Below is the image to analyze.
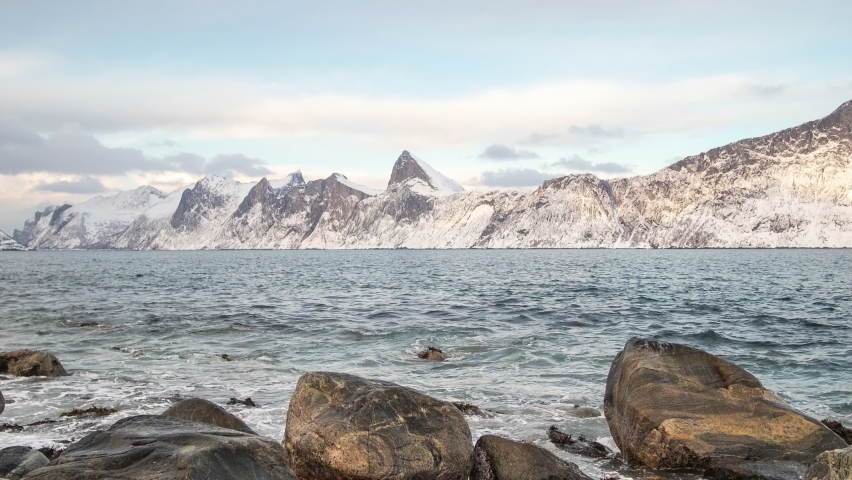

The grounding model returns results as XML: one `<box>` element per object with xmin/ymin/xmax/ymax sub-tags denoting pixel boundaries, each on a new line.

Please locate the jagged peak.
<box><xmin>332</xmin><ymin>173</ymin><xmax>381</xmax><ymax>196</ymax></box>
<box><xmin>270</xmin><ymin>171</ymin><xmax>306</xmax><ymax>190</ymax></box>
<box><xmin>387</xmin><ymin>150</ymin><xmax>464</xmax><ymax>196</ymax></box>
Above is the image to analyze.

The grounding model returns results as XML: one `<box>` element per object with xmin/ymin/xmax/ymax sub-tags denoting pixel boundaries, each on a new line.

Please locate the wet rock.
<box><xmin>471</xmin><ymin>434</ymin><xmax>593</xmax><ymax>480</ymax></box>
<box><xmin>452</xmin><ymin>402</ymin><xmax>485</xmax><ymax>416</ymax></box>
<box><xmin>221</xmin><ymin>353</ymin><xmax>231</xmax><ymax>361</ymax></box>
<box><xmin>284</xmin><ymin>371</ymin><xmax>473</xmax><ymax>480</ymax></box>
<box><xmin>548</xmin><ymin>426</ymin><xmax>613</xmax><ymax>458</ymax></box>
<box><xmin>0</xmin><ymin>351</ymin><xmax>67</xmax><ymax>377</ymax></box>
<box><xmin>822</xmin><ymin>420</ymin><xmax>852</xmax><ymax>446</ymax></box>
<box><xmin>162</xmin><ymin>398</ymin><xmax>256</xmax><ymax>435</ymax></box>
<box><xmin>604</xmin><ymin>338</ymin><xmax>847</xmax><ymax>471</ymax></box>
<box><xmin>35</xmin><ymin>446</ymin><xmax>65</xmax><ymax>462</ymax></box>
<box><xmin>417</xmin><ymin>346</ymin><xmax>445</xmax><ymax>361</ymax></box>
<box><xmin>59</xmin><ymin>406</ymin><xmax>117</xmax><ymax>418</ymax></box>
<box><xmin>704</xmin><ymin>459</ymin><xmax>808</xmax><ymax>480</ymax></box>
<box><xmin>0</xmin><ymin>423</ymin><xmax>23</xmax><ymax>433</ymax></box>
<box><xmin>568</xmin><ymin>406</ymin><xmax>601</xmax><ymax>418</ymax></box>
<box><xmin>21</xmin><ymin>415</ymin><xmax>296</xmax><ymax>480</ymax></box>
<box><xmin>227</xmin><ymin>397</ymin><xmax>258</xmax><ymax>407</ymax></box>
<box><xmin>0</xmin><ymin>446</ymin><xmax>50</xmax><ymax>480</ymax></box>
<box><xmin>806</xmin><ymin>447</ymin><xmax>852</xmax><ymax>480</ymax></box>
<box><xmin>0</xmin><ymin>390</ymin><xmax>4</xmax><ymax>415</ymax></box>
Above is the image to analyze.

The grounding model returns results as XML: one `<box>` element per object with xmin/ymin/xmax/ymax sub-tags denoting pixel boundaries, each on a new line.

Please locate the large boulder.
<box><xmin>284</xmin><ymin>371</ymin><xmax>473</xmax><ymax>480</ymax></box>
<box><xmin>22</xmin><ymin>415</ymin><xmax>297</xmax><ymax>480</ymax></box>
<box><xmin>0</xmin><ymin>446</ymin><xmax>50</xmax><ymax>480</ymax></box>
<box><xmin>0</xmin><ymin>351</ymin><xmax>66</xmax><ymax>377</ymax></box>
<box><xmin>471</xmin><ymin>435</ymin><xmax>592</xmax><ymax>480</ymax></box>
<box><xmin>604</xmin><ymin>338</ymin><xmax>847</xmax><ymax>473</ymax></box>
<box><xmin>806</xmin><ymin>447</ymin><xmax>852</xmax><ymax>480</ymax></box>
<box><xmin>162</xmin><ymin>398</ymin><xmax>257</xmax><ymax>434</ymax></box>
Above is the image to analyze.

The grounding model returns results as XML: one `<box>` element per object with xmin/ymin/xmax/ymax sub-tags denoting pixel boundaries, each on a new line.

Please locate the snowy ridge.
<box><xmin>0</xmin><ymin>230</ymin><xmax>27</xmax><ymax>251</ymax></box>
<box><xmin>12</xmin><ymin>100</ymin><xmax>852</xmax><ymax>250</ymax></box>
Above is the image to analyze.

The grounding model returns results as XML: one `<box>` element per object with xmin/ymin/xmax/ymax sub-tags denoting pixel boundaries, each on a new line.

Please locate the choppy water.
<box><xmin>1</xmin><ymin>250</ymin><xmax>851</xmax><ymax>479</ymax></box>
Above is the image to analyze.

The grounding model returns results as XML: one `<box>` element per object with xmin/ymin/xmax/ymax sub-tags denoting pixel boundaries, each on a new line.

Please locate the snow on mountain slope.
<box><xmin>0</xmin><ymin>230</ymin><xmax>27</xmax><ymax>251</ymax></box>
<box><xmin>13</xmin><ymin>186</ymin><xmax>168</xmax><ymax>249</ymax></box>
<box><xmin>387</xmin><ymin>150</ymin><xmax>464</xmax><ymax>196</ymax></box>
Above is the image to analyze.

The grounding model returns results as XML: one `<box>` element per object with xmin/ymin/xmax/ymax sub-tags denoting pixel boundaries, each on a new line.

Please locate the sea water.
<box><xmin>1</xmin><ymin>250</ymin><xmax>850</xmax><ymax>479</ymax></box>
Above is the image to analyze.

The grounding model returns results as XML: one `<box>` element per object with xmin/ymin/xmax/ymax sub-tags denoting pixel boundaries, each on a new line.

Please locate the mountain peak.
<box><xmin>387</xmin><ymin>150</ymin><xmax>464</xmax><ymax>196</ymax></box>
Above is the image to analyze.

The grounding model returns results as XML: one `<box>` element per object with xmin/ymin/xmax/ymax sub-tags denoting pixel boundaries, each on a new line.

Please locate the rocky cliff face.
<box><xmin>12</xmin><ymin>101</ymin><xmax>852</xmax><ymax>249</ymax></box>
<box><xmin>0</xmin><ymin>230</ymin><xmax>27</xmax><ymax>251</ymax></box>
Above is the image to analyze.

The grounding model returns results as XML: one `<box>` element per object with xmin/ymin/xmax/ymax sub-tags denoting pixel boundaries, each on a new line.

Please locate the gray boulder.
<box><xmin>284</xmin><ymin>371</ymin><xmax>473</xmax><ymax>480</ymax></box>
<box><xmin>604</xmin><ymin>338</ymin><xmax>847</xmax><ymax>474</ymax></box>
<box><xmin>21</xmin><ymin>415</ymin><xmax>296</xmax><ymax>480</ymax></box>
<box><xmin>162</xmin><ymin>398</ymin><xmax>256</xmax><ymax>434</ymax></box>
<box><xmin>806</xmin><ymin>447</ymin><xmax>852</xmax><ymax>480</ymax></box>
<box><xmin>0</xmin><ymin>446</ymin><xmax>50</xmax><ymax>480</ymax></box>
<box><xmin>0</xmin><ymin>351</ymin><xmax>66</xmax><ymax>377</ymax></box>
<box><xmin>471</xmin><ymin>435</ymin><xmax>592</xmax><ymax>480</ymax></box>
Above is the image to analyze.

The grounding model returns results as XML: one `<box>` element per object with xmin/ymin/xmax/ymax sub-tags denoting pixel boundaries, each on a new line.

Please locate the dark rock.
<box><xmin>284</xmin><ymin>371</ymin><xmax>473</xmax><ymax>480</ymax></box>
<box><xmin>0</xmin><ymin>446</ymin><xmax>50</xmax><ymax>480</ymax></box>
<box><xmin>471</xmin><ymin>434</ymin><xmax>593</xmax><ymax>480</ymax></box>
<box><xmin>568</xmin><ymin>406</ymin><xmax>601</xmax><ymax>418</ymax></box>
<box><xmin>604</xmin><ymin>338</ymin><xmax>847</xmax><ymax>471</ymax></box>
<box><xmin>1</xmin><ymin>389</ymin><xmax>4</xmax><ymax>415</ymax></box>
<box><xmin>59</xmin><ymin>406</ymin><xmax>117</xmax><ymax>418</ymax></box>
<box><xmin>221</xmin><ymin>353</ymin><xmax>231</xmax><ymax>361</ymax></box>
<box><xmin>21</xmin><ymin>415</ymin><xmax>296</xmax><ymax>480</ymax></box>
<box><xmin>36</xmin><ymin>446</ymin><xmax>65</xmax><ymax>461</ymax></box>
<box><xmin>822</xmin><ymin>420</ymin><xmax>852</xmax><ymax>445</ymax></box>
<box><xmin>0</xmin><ymin>350</ymin><xmax>67</xmax><ymax>377</ymax></box>
<box><xmin>0</xmin><ymin>423</ymin><xmax>23</xmax><ymax>433</ymax></box>
<box><xmin>162</xmin><ymin>398</ymin><xmax>256</xmax><ymax>435</ymax></box>
<box><xmin>452</xmin><ymin>402</ymin><xmax>485</xmax><ymax>416</ymax></box>
<box><xmin>548</xmin><ymin>426</ymin><xmax>613</xmax><ymax>458</ymax></box>
<box><xmin>806</xmin><ymin>446</ymin><xmax>852</xmax><ymax>480</ymax></box>
<box><xmin>704</xmin><ymin>459</ymin><xmax>808</xmax><ymax>480</ymax></box>
<box><xmin>227</xmin><ymin>397</ymin><xmax>258</xmax><ymax>407</ymax></box>
<box><xmin>417</xmin><ymin>346</ymin><xmax>445</xmax><ymax>361</ymax></box>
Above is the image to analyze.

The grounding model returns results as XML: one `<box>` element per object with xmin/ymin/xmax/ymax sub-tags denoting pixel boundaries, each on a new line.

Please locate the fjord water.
<box><xmin>1</xmin><ymin>250</ymin><xmax>850</xmax><ymax>479</ymax></box>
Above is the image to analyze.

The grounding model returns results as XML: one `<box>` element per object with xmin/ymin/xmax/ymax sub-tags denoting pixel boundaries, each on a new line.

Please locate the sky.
<box><xmin>1</xmin><ymin>0</ymin><xmax>852</xmax><ymax>233</ymax></box>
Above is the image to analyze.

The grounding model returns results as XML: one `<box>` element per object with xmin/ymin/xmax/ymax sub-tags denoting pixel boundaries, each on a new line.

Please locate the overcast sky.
<box><xmin>2</xmin><ymin>0</ymin><xmax>852</xmax><ymax>233</ymax></box>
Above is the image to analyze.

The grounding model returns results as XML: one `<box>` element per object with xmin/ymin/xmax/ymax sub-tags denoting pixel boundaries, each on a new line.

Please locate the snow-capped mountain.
<box><xmin>13</xmin><ymin>100</ymin><xmax>852</xmax><ymax>249</ymax></box>
<box><xmin>0</xmin><ymin>230</ymin><xmax>27</xmax><ymax>251</ymax></box>
<box><xmin>13</xmin><ymin>186</ymin><xmax>168</xmax><ymax>249</ymax></box>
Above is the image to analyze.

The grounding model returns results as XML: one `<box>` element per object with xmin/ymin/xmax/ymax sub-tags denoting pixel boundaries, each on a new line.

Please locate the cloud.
<box><xmin>551</xmin><ymin>155</ymin><xmax>632</xmax><ymax>174</ymax></box>
<box><xmin>478</xmin><ymin>143</ymin><xmax>539</xmax><ymax>160</ymax></box>
<box><xmin>476</xmin><ymin>168</ymin><xmax>559</xmax><ymax>187</ymax></box>
<box><xmin>34</xmin><ymin>176</ymin><xmax>106</xmax><ymax>194</ymax></box>
<box><xmin>0</xmin><ymin>117</ymin><xmax>272</xmax><ymax>178</ymax></box>
<box><xmin>746</xmin><ymin>84</ymin><xmax>788</xmax><ymax>98</ymax></box>
<box><xmin>567</xmin><ymin>125</ymin><xmax>624</xmax><ymax>138</ymax></box>
<box><xmin>522</xmin><ymin>124</ymin><xmax>624</xmax><ymax>145</ymax></box>
<box><xmin>0</xmin><ymin>51</ymin><xmax>51</xmax><ymax>77</ymax></box>
<box><xmin>146</xmin><ymin>139</ymin><xmax>181</xmax><ymax>147</ymax></box>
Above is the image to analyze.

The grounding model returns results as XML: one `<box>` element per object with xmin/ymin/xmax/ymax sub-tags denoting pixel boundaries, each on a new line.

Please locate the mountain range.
<box><xmin>11</xmin><ymin>100</ymin><xmax>852</xmax><ymax>250</ymax></box>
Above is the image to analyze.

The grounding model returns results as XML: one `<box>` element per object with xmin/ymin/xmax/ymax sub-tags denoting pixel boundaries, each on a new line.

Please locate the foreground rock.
<box><xmin>604</xmin><ymin>338</ymin><xmax>847</xmax><ymax>475</ymax></box>
<box><xmin>284</xmin><ymin>371</ymin><xmax>473</xmax><ymax>479</ymax></box>
<box><xmin>471</xmin><ymin>435</ymin><xmax>592</xmax><ymax>480</ymax></box>
<box><xmin>823</xmin><ymin>420</ymin><xmax>852</xmax><ymax>446</ymax></box>
<box><xmin>22</xmin><ymin>415</ymin><xmax>296</xmax><ymax>480</ymax></box>
<box><xmin>0</xmin><ymin>351</ymin><xmax>67</xmax><ymax>377</ymax></box>
<box><xmin>417</xmin><ymin>347</ymin><xmax>445</xmax><ymax>361</ymax></box>
<box><xmin>806</xmin><ymin>447</ymin><xmax>852</xmax><ymax>480</ymax></box>
<box><xmin>163</xmin><ymin>397</ymin><xmax>256</xmax><ymax>434</ymax></box>
<box><xmin>0</xmin><ymin>446</ymin><xmax>50</xmax><ymax>480</ymax></box>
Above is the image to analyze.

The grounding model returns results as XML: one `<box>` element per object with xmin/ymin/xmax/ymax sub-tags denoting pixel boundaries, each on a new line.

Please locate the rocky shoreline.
<box><xmin>1</xmin><ymin>340</ymin><xmax>850</xmax><ymax>480</ymax></box>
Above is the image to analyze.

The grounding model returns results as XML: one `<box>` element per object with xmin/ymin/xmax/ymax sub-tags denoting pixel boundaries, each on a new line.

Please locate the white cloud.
<box><xmin>0</xmin><ymin>51</ymin><xmax>52</xmax><ymax>77</ymax></box>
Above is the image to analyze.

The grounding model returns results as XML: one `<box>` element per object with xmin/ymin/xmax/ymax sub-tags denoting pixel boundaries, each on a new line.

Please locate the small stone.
<box><xmin>417</xmin><ymin>346</ymin><xmax>445</xmax><ymax>361</ymax></box>
<box><xmin>0</xmin><ymin>351</ymin><xmax>67</xmax><ymax>377</ymax></box>
<box><xmin>227</xmin><ymin>397</ymin><xmax>258</xmax><ymax>407</ymax></box>
<box><xmin>548</xmin><ymin>426</ymin><xmax>612</xmax><ymax>458</ymax></box>
<box><xmin>221</xmin><ymin>353</ymin><xmax>231</xmax><ymax>361</ymax></box>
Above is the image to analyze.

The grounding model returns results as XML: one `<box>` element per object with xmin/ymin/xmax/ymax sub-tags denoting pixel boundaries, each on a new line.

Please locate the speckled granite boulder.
<box><xmin>604</xmin><ymin>338</ymin><xmax>846</xmax><ymax>473</ymax></box>
<box><xmin>806</xmin><ymin>447</ymin><xmax>852</xmax><ymax>480</ymax></box>
<box><xmin>284</xmin><ymin>371</ymin><xmax>473</xmax><ymax>480</ymax></box>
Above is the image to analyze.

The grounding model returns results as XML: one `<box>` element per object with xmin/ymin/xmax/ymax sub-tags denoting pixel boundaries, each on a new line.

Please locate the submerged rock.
<box><xmin>822</xmin><ymin>420</ymin><xmax>852</xmax><ymax>446</ymax></box>
<box><xmin>284</xmin><ymin>371</ymin><xmax>473</xmax><ymax>480</ymax></box>
<box><xmin>22</xmin><ymin>415</ymin><xmax>296</xmax><ymax>480</ymax></box>
<box><xmin>471</xmin><ymin>434</ymin><xmax>592</xmax><ymax>480</ymax></box>
<box><xmin>806</xmin><ymin>447</ymin><xmax>852</xmax><ymax>480</ymax></box>
<box><xmin>227</xmin><ymin>397</ymin><xmax>258</xmax><ymax>407</ymax></box>
<box><xmin>59</xmin><ymin>406</ymin><xmax>117</xmax><ymax>418</ymax></box>
<box><xmin>0</xmin><ymin>446</ymin><xmax>50</xmax><ymax>480</ymax></box>
<box><xmin>417</xmin><ymin>346</ymin><xmax>445</xmax><ymax>361</ymax></box>
<box><xmin>0</xmin><ymin>350</ymin><xmax>67</xmax><ymax>377</ymax></box>
<box><xmin>567</xmin><ymin>406</ymin><xmax>601</xmax><ymax>418</ymax></box>
<box><xmin>548</xmin><ymin>426</ymin><xmax>613</xmax><ymax>458</ymax></box>
<box><xmin>604</xmin><ymin>338</ymin><xmax>847</xmax><ymax>473</ymax></box>
<box><xmin>162</xmin><ymin>398</ymin><xmax>256</xmax><ymax>435</ymax></box>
